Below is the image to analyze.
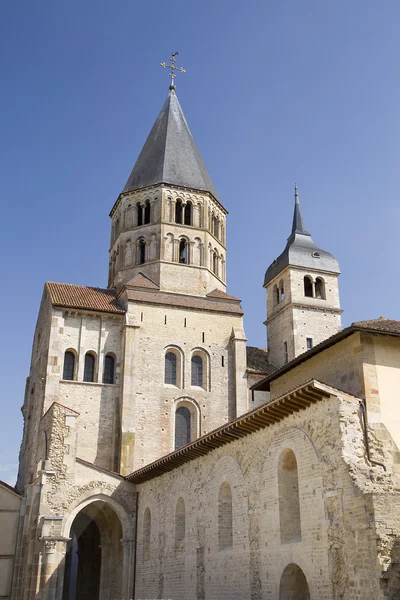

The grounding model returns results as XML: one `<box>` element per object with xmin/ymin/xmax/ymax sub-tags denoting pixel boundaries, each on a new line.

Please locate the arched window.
<box><xmin>165</xmin><ymin>352</ymin><xmax>177</xmax><ymax>385</ymax></box>
<box><xmin>279</xmin><ymin>564</ymin><xmax>310</xmax><ymax>600</ymax></box>
<box><xmin>144</xmin><ymin>200</ymin><xmax>151</xmax><ymax>225</ymax></box>
<box><xmin>138</xmin><ymin>239</ymin><xmax>146</xmax><ymax>265</ymax></box>
<box><xmin>304</xmin><ymin>276</ymin><xmax>313</xmax><ymax>298</ymax></box>
<box><xmin>137</xmin><ymin>202</ymin><xmax>143</xmax><ymax>226</ymax></box>
<box><xmin>179</xmin><ymin>239</ymin><xmax>187</xmax><ymax>264</ymax></box>
<box><xmin>175</xmin><ymin>200</ymin><xmax>183</xmax><ymax>224</ymax></box>
<box><xmin>191</xmin><ymin>355</ymin><xmax>203</xmax><ymax>387</ymax></box>
<box><xmin>103</xmin><ymin>354</ymin><xmax>115</xmax><ymax>384</ymax></box>
<box><xmin>279</xmin><ymin>280</ymin><xmax>285</xmax><ymax>302</ymax></box>
<box><xmin>315</xmin><ymin>277</ymin><xmax>326</xmax><ymax>299</ymax></box>
<box><xmin>143</xmin><ymin>507</ymin><xmax>151</xmax><ymax>561</ymax></box>
<box><xmin>218</xmin><ymin>482</ymin><xmax>233</xmax><ymax>550</ymax></box>
<box><xmin>278</xmin><ymin>449</ymin><xmax>301</xmax><ymax>543</ymax></box>
<box><xmin>175</xmin><ymin>406</ymin><xmax>191</xmax><ymax>449</ymax></box>
<box><xmin>175</xmin><ymin>497</ymin><xmax>185</xmax><ymax>555</ymax></box>
<box><xmin>63</xmin><ymin>351</ymin><xmax>75</xmax><ymax>381</ymax></box>
<box><xmin>83</xmin><ymin>352</ymin><xmax>95</xmax><ymax>383</ymax></box>
<box><xmin>184</xmin><ymin>201</ymin><xmax>192</xmax><ymax>226</ymax></box>
<box><xmin>212</xmin><ymin>250</ymin><xmax>218</xmax><ymax>275</ymax></box>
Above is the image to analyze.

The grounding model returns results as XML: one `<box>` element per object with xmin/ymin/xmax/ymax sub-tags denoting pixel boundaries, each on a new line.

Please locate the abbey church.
<box><xmin>2</xmin><ymin>75</ymin><xmax>400</xmax><ymax>600</ymax></box>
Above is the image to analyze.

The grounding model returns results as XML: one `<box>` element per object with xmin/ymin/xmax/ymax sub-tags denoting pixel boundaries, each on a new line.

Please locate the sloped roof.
<box><xmin>122</xmin><ymin>90</ymin><xmax>219</xmax><ymax>201</ymax></box>
<box><xmin>264</xmin><ymin>187</ymin><xmax>340</xmax><ymax>286</ymax></box>
<box><xmin>353</xmin><ymin>317</ymin><xmax>400</xmax><ymax>334</ymax></box>
<box><xmin>252</xmin><ymin>317</ymin><xmax>400</xmax><ymax>392</ymax></box>
<box><xmin>246</xmin><ymin>346</ymin><xmax>276</xmax><ymax>375</ymax></box>
<box><xmin>126</xmin><ymin>379</ymin><xmax>339</xmax><ymax>483</ymax></box>
<box><xmin>124</xmin><ymin>272</ymin><xmax>160</xmax><ymax>290</ymax></box>
<box><xmin>206</xmin><ymin>289</ymin><xmax>241</xmax><ymax>302</ymax></box>
<box><xmin>46</xmin><ymin>282</ymin><xmax>125</xmax><ymax>315</ymax></box>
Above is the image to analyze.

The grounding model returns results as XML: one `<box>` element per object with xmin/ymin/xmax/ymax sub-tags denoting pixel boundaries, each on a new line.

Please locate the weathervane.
<box><xmin>160</xmin><ymin>52</ymin><xmax>186</xmax><ymax>90</ymax></box>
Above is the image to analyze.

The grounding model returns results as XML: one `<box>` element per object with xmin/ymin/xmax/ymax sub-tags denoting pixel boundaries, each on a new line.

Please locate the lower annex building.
<box><xmin>1</xmin><ymin>79</ymin><xmax>400</xmax><ymax>600</ymax></box>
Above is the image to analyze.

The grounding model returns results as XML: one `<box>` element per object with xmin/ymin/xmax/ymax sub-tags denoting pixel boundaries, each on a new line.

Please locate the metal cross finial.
<box><xmin>160</xmin><ymin>52</ymin><xmax>186</xmax><ymax>90</ymax></box>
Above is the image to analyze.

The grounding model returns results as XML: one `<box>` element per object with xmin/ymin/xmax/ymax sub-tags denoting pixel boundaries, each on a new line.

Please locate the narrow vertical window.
<box><xmin>137</xmin><ymin>202</ymin><xmax>143</xmax><ymax>226</ymax></box>
<box><xmin>304</xmin><ymin>276</ymin><xmax>313</xmax><ymax>297</ymax></box>
<box><xmin>83</xmin><ymin>353</ymin><xmax>95</xmax><ymax>382</ymax></box>
<box><xmin>144</xmin><ymin>200</ymin><xmax>151</xmax><ymax>225</ymax></box>
<box><xmin>175</xmin><ymin>406</ymin><xmax>191</xmax><ymax>449</ymax></box>
<box><xmin>212</xmin><ymin>251</ymin><xmax>218</xmax><ymax>275</ymax></box>
<box><xmin>218</xmin><ymin>482</ymin><xmax>233</xmax><ymax>550</ymax></box>
<box><xmin>175</xmin><ymin>497</ymin><xmax>186</xmax><ymax>556</ymax></box>
<box><xmin>103</xmin><ymin>354</ymin><xmax>115</xmax><ymax>384</ymax></box>
<box><xmin>278</xmin><ymin>449</ymin><xmax>302</xmax><ymax>543</ymax></box>
<box><xmin>143</xmin><ymin>507</ymin><xmax>151</xmax><ymax>561</ymax></box>
<box><xmin>165</xmin><ymin>352</ymin><xmax>177</xmax><ymax>385</ymax></box>
<box><xmin>179</xmin><ymin>239</ymin><xmax>187</xmax><ymax>264</ymax></box>
<box><xmin>184</xmin><ymin>202</ymin><xmax>192</xmax><ymax>226</ymax></box>
<box><xmin>138</xmin><ymin>239</ymin><xmax>146</xmax><ymax>265</ymax></box>
<box><xmin>315</xmin><ymin>277</ymin><xmax>325</xmax><ymax>299</ymax></box>
<box><xmin>63</xmin><ymin>351</ymin><xmax>75</xmax><ymax>381</ymax></box>
<box><xmin>175</xmin><ymin>200</ymin><xmax>183</xmax><ymax>224</ymax></box>
<box><xmin>306</xmin><ymin>338</ymin><xmax>313</xmax><ymax>351</ymax></box>
<box><xmin>191</xmin><ymin>355</ymin><xmax>203</xmax><ymax>387</ymax></box>
<box><xmin>284</xmin><ymin>341</ymin><xmax>288</xmax><ymax>364</ymax></box>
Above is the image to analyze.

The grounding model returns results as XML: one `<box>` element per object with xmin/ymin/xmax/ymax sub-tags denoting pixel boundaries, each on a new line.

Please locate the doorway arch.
<box><xmin>62</xmin><ymin>500</ymin><xmax>123</xmax><ymax>600</ymax></box>
<box><xmin>279</xmin><ymin>563</ymin><xmax>310</xmax><ymax>600</ymax></box>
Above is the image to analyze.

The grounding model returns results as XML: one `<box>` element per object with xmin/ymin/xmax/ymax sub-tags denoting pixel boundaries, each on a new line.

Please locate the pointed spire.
<box><xmin>122</xmin><ymin>91</ymin><xmax>219</xmax><ymax>200</ymax></box>
<box><xmin>290</xmin><ymin>184</ymin><xmax>310</xmax><ymax>236</ymax></box>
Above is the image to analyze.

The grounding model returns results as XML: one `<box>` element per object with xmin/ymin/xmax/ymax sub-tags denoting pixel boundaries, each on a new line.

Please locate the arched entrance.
<box><xmin>279</xmin><ymin>563</ymin><xmax>310</xmax><ymax>600</ymax></box>
<box><xmin>63</xmin><ymin>500</ymin><xmax>123</xmax><ymax>600</ymax></box>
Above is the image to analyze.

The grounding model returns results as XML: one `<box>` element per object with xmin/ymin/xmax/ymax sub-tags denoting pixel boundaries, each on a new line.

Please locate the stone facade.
<box><xmin>3</xmin><ymin>86</ymin><xmax>400</xmax><ymax>600</ymax></box>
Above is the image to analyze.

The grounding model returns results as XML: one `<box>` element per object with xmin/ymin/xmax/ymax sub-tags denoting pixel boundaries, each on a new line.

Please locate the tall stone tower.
<box><xmin>108</xmin><ymin>89</ymin><xmax>227</xmax><ymax>296</ymax></box>
<box><xmin>264</xmin><ymin>186</ymin><xmax>341</xmax><ymax>368</ymax></box>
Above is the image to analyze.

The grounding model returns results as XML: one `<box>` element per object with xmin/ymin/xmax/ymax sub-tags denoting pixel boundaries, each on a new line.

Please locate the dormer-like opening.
<box><xmin>184</xmin><ymin>201</ymin><xmax>192</xmax><ymax>226</ymax></box>
<box><xmin>304</xmin><ymin>276</ymin><xmax>313</xmax><ymax>298</ymax></box>
<box><xmin>144</xmin><ymin>200</ymin><xmax>151</xmax><ymax>225</ymax></box>
<box><xmin>175</xmin><ymin>200</ymin><xmax>183</xmax><ymax>224</ymax></box>
<box><xmin>315</xmin><ymin>277</ymin><xmax>326</xmax><ymax>299</ymax></box>
<box><xmin>136</xmin><ymin>202</ymin><xmax>143</xmax><ymax>226</ymax></box>
<box><xmin>179</xmin><ymin>239</ymin><xmax>187</xmax><ymax>264</ymax></box>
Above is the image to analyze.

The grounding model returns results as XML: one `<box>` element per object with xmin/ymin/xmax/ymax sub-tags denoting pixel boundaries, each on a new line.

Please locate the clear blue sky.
<box><xmin>1</xmin><ymin>1</ymin><xmax>400</xmax><ymax>485</ymax></box>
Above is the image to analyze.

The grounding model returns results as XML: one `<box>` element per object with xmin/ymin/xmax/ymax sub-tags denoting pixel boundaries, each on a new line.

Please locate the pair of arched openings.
<box><xmin>136</xmin><ymin>200</ymin><xmax>151</xmax><ymax>227</ymax></box>
<box><xmin>142</xmin><ymin>496</ymin><xmax>186</xmax><ymax>561</ymax></box>
<box><xmin>304</xmin><ymin>275</ymin><xmax>326</xmax><ymax>299</ymax></box>
<box><xmin>142</xmin><ymin>483</ymin><xmax>233</xmax><ymax>561</ymax></box>
<box><xmin>63</xmin><ymin>350</ymin><xmax>116</xmax><ymax>384</ymax></box>
<box><xmin>175</xmin><ymin>200</ymin><xmax>192</xmax><ymax>226</ymax></box>
<box><xmin>164</xmin><ymin>349</ymin><xmax>207</xmax><ymax>389</ymax></box>
<box><xmin>273</xmin><ymin>280</ymin><xmax>285</xmax><ymax>306</ymax></box>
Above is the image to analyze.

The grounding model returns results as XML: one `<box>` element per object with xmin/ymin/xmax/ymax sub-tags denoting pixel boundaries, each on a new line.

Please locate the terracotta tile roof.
<box><xmin>46</xmin><ymin>282</ymin><xmax>126</xmax><ymax>315</ymax></box>
<box><xmin>246</xmin><ymin>346</ymin><xmax>277</xmax><ymax>375</ymax></box>
<box><xmin>352</xmin><ymin>317</ymin><xmax>400</xmax><ymax>335</ymax></box>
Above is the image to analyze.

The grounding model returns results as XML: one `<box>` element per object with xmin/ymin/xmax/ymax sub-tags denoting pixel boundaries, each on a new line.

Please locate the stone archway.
<box><xmin>62</xmin><ymin>500</ymin><xmax>123</xmax><ymax>600</ymax></box>
<box><xmin>279</xmin><ymin>563</ymin><xmax>310</xmax><ymax>600</ymax></box>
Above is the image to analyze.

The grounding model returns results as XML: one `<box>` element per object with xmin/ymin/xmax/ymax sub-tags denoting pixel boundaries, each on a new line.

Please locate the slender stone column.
<box><xmin>121</xmin><ymin>538</ymin><xmax>136</xmax><ymax>600</ymax></box>
<box><xmin>39</xmin><ymin>538</ymin><xmax>69</xmax><ymax>600</ymax></box>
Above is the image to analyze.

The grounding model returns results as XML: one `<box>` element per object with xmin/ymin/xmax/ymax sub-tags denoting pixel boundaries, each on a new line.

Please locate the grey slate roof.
<box><xmin>264</xmin><ymin>187</ymin><xmax>340</xmax><ymax>286</ymax></box>
<box><xmin>123</xmin><ymin>90</ymin><xmax>219</xmax><ymax>200</ymax></box>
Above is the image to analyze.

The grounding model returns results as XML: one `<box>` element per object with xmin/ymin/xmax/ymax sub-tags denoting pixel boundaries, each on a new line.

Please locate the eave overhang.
<box><xmin>125</xmin><ymin>379</ymin><xmax>333</xmax><ymax>484</ymax></box>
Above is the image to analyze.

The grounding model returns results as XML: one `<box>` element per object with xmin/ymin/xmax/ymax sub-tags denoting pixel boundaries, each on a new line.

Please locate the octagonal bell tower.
<box><xmin>108</xmin><ymin>89</ymin><xmax>227</xmax><ymax>297</ymax></box>
<box><xmin>264</xmin><ymin>186</ymin><xmax>342</xmax><ymax>368</ymax></box>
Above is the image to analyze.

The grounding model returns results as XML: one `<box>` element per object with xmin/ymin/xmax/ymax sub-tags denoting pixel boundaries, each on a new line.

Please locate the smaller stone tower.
<box><xmin>264</xmin><ymin>186</ymin><xmax>342</xmax><ymax>368</ymax></box>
